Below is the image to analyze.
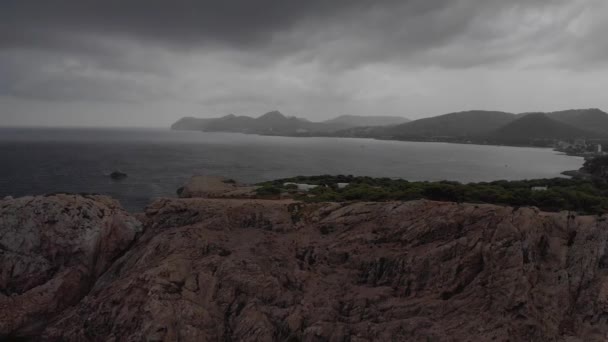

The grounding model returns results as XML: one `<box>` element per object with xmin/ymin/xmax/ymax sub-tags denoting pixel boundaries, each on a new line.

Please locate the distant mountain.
<box><xmin>173</xmin><ymin>108</ymin><xmax>608</xmax><ymax>147</ymax></box>
<box><xmin>322</xmin><ymin>115</ymin><xmax>409</xmax><ymax>130</ymax></box>
<box><xmin>171</xmin><ymin>112</ymin><xmax>409</xmax><ymax>134</ymax></box>
<box><xmin>200</xmin><ymin>111</ymin><xmax>320</xmax><ymax>135</ymax></box>
<box><xmin>171</xmin><ymin>117</ymin><xmax>214</xmax><ymax>130</ymax></box>
<box><xmin>489</xmin><ymin>113</ymin><xmax>596</xmax><ymax>143</ymax></box>
<box><xmin>381</xmin><ymin>110</ymin><xmax>516</xmax><ymax>138</ymax></box>
<box><xmin>544</xmin><ymin>109</ymin><xmax>608</xmax><ymax>135</ymax></box>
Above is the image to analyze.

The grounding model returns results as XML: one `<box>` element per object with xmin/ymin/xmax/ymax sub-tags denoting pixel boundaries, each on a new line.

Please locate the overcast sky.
<box><xmin>1</xmin><ymin>0</ymin><xmax>608</xmax><ymax>127</ymax></box>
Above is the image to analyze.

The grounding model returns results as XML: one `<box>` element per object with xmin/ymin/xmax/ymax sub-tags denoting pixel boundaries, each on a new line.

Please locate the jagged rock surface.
<box><xmin>34</xmin><ymin>198</ymin><xmax>608</xmax><ymax>341</ymax></box>
<box><xmin>0</xmin><ymin>194</ymin><xmax>142</xmax><ymax>339</ymax></box>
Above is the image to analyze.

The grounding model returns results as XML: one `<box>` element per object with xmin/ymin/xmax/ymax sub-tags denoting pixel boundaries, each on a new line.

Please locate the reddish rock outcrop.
<box><xmin>0</xmin><ymin>194</ymin><xmax>142</xmax><ymax>340</ymax></box>
<box><xmin>178</xmin><ymin>176</ymin><xmax>258</xmax><ymax>199</ymax></box>
<box><xmin>32</xmin><ymin>198</ymin><xmax>608</xmax><ymax>341</ymax></box>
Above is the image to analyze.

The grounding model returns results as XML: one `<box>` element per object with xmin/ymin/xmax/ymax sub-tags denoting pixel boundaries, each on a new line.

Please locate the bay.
<box><xmin>0</xmin><ymin>127</ymin><xmax>583</xmax><ymax>211</ymax></box>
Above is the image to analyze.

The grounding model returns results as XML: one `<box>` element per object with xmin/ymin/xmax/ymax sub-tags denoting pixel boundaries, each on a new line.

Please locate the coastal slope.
<box><xmin>546</xmin><ymin>108</ymin><xmax>608</xmax><ymax>135</ymax></box>
<box><xmin>382</xmin><ymin>110</ymin><xmax>516</xmax><ymax>139</ymax></box>
<box><xmin>3</xmin><ymin>194</ymin><xmax>608</xmax><ymax>340</ymax></box>
<box><xmin>488</xmin><ymin>112</ymin><xmax>598</xmax><ymax>144</ymax></box>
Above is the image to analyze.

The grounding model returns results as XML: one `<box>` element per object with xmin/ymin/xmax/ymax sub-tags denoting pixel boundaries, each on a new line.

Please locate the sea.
<box><xmin>0</xmin><ymin>127</ymin><xmax>584</xmax><ymax>212</ymax></box>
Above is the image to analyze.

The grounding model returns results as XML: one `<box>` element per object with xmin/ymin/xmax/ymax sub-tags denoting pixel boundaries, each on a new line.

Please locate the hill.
<box><xmin>545</xmin><ymin>108</ymin><xmax>608</xmax><ymax>135</ymax></box>
<box><xmin>489</xmin><ymin>113</ymin><xmax>595</xmax><ymax>144</ymax></box>
<box><xmin>381</xmin><ymin>110</ymin><xmax>516</xmax><ymax>139</ymax></box>
<box><xmin>322</xmin><ymin>115</ymin><xmax>409</xmax><ymax>130</ymax></box>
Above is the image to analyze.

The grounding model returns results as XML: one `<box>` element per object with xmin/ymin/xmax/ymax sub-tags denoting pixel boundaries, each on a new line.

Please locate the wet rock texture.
<box><xmin>0</xmin><ymin>194</ymin><xmax>142</xmax><ymax>340</ymax></box>
<box><xmin>26</xmin><ymin>198</ymin><xmax>608</xmax><ymax>341</ymax></box>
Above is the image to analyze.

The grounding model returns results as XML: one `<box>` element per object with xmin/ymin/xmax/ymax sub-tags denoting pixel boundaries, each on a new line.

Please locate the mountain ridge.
<box><xmin>171</xmin><ymin>108</ymin><xmax>608</xmax><ymax>146</ymax></box>
<box><xmin>171</xmin><ymin>111</ymin><xmax>411</xmax><ymax>135</ymax></box>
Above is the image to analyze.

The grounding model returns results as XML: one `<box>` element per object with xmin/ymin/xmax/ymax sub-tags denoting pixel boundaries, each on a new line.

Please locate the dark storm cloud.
<box><xmin>2</xmin><ymin>0</ymin><xmax>608</xmax><ymax>126</ymax></box>
<box><xmin>0</xmin><ymin>0</ymin><xmax>383</xmax><ymax>49</ymax></box>
<box><xmin>0</xmin><ymin>0</ymin><xmax>580</xmax><ymax>60</ymax></box>
<box><xmin>1</xmin><ymin>0</ymin><xmax>595</xmax><ymax>77</ymax></box>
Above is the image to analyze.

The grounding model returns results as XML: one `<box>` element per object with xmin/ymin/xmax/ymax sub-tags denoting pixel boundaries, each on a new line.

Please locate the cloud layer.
<box><xmin>1</xmin><ymin>0</ymin><xmax>608</xmax><ymax>126</ymax></box>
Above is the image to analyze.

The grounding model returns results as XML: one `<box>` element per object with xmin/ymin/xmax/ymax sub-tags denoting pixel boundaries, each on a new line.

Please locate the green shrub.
<box><xmin>259</xmin><ymin>175</ymin><xmax>608</xmax><ymax>214</ymax></box>
<box><xmin>255</xmin><ymin>185</ymin><xmax>282</xmax><ymax>197</ymax></box>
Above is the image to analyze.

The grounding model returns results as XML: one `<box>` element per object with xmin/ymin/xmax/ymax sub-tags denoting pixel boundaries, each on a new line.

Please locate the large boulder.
<box><xmin>40</xmin><ymin>198</ymin><xmax>608</xmax><ymax>341</ymax></box>
<box><xmin>0</xmin><ymin>194</ymin><xmax>142</xmax><ymax>339</ymax></box>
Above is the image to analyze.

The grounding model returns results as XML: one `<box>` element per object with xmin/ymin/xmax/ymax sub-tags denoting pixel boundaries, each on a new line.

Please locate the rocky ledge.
<box><xmin>2</xmin><ymin>194</ymin><xmax>608</xmax><ymax>341</ymax></box>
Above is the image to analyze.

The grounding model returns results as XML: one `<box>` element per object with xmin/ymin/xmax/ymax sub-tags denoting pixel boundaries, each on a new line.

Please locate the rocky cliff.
<box><xmin>2</xmin><ymin>195</ymin><xmax>608</xmax><ymax>341</ymax></box>
<box><xmin>0</xmin><ymin>194</ymin><xmax>142</xmax><ymax>340</ymax></box>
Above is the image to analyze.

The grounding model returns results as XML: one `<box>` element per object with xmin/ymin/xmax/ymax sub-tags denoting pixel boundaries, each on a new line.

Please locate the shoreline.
<box><xmin>560</xmin><ymin>169</ymin><xmax>592</xmax><ymax>179</ymax></box>
<box><xmin>185</xmin><ymin>128</ymin><xmax>594</xmax><ymax>155</ymax></box>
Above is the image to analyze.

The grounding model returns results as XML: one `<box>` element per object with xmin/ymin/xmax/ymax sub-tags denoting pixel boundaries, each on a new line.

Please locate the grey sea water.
<box><xmin>0</xmin><ymin>127</ymin><xmax>583</xmax><ymax>211</ymax></box>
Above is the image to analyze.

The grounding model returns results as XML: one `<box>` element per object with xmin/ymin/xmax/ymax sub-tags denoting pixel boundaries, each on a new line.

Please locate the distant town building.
<box><xmin>531</xmin><ymin>186</ymin><xmax>548</xmax><ymax>191</ymax></box>
<box><xmin>574</xmin><ymin>139</ymin><xmax>587</xmax><ymax>149</ymax></box>
<box><xmin>598</xmin><ymin>144</ymin><xmax>603</xmax><ymax>154</ymax></box>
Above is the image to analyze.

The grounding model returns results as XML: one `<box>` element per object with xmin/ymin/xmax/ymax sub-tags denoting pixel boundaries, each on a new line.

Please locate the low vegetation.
<box><xmin>255</xmin><ymin>184</ymin><xmax>282</xmax><ymax>197</ymax></box>
<box><xmin>258</xmin><ymin>175</ymin><xmax>608</xmax><ymax>214</ymax></box>
<box><xmin>582</xmin><ymin>156</ymin><xmax>608</xmax><ymax>178</ymax></box>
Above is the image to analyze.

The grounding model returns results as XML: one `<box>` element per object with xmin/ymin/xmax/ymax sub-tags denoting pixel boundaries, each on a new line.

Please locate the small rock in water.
<box><xmin>110</xmin><ymin>171</ymin><xmax>128</xmax><ymax>180</ymax></box>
